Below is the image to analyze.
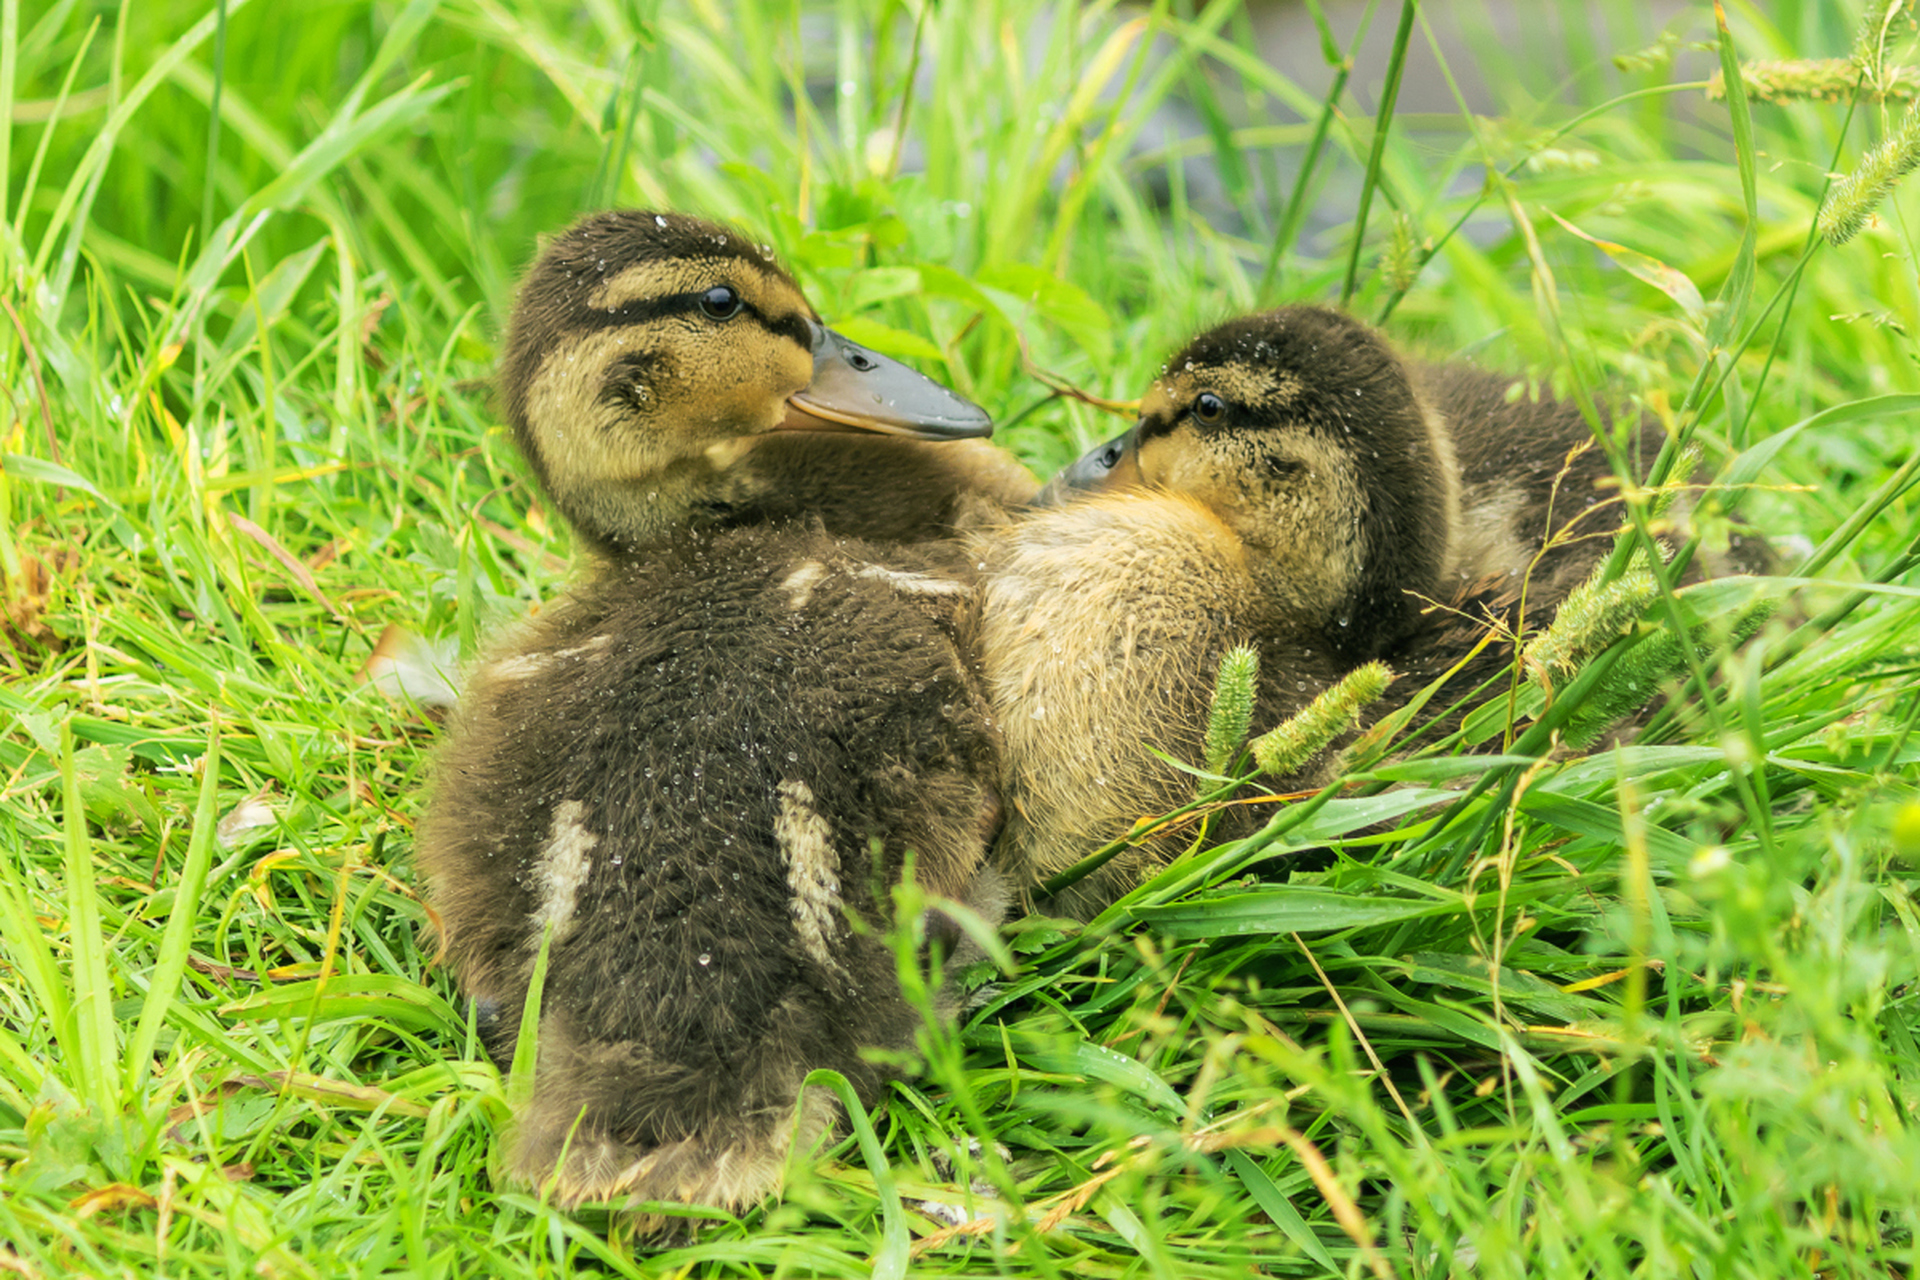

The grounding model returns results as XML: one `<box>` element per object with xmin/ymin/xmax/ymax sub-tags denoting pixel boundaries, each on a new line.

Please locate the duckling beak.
<box><xmin>782</xmin><ymin>320</ymin><xmax>993</xmax><ymax>440</ymax></box>
<box><xmin>1033</xmin><ymin>425</ymin><xmax>1144</xmax><ymax>505</ymax></box>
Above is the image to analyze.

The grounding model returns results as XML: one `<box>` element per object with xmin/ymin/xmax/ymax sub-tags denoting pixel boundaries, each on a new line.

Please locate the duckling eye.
<box><xmin>1193</xmin><ymin>392</ymin><xmax>1227</xmax><ymax>424</ymax></box>
<box><xmin>697</xmin><ymin>286</ymin><xmax>742</xmax><ymax>320</ymax></box>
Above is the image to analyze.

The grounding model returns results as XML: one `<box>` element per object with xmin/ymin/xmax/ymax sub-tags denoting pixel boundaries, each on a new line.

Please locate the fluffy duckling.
<box><xmin>1008</xmin><ymin>314</ymin><xmax>1747</xmax><ymax>915</ymax></box>
<box><xmin>497</xmin><ymin>210</ymin><xmax>1037</xmax><ymax>558</ymax></box>
<box><xmin>978</xmin><ymin>305</ymin><xmax>1461</xmax><ymax>915</ymax></box>
<box><xmin>418</xmin><ymin>212</ymin><xmax>1014</xmax><ymax>1225</ymax></box>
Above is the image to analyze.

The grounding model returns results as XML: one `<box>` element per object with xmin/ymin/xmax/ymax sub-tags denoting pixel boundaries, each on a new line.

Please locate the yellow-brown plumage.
<box><xmin>988</xmin><ymin>306</ymin><xmax>1761</xmax><ymax>916</ymax></box>
<box><xmin>496</xmin><ymin>211</ymin><xmax>1036</xmax><ymax>558</ymax></box>
<box><xmin>979</xmin><ymin>306</ymin><xmax>1459</xmax><ymax>914</ymax></box>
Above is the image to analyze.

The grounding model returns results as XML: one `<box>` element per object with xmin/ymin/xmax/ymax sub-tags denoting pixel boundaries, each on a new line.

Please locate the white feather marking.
<box><xmin>853</xmin><ymin>564</ymin><xmax>966</xmax><ymax>595</ymax></box>
<box><xmin>531</xmin><ymin>800</ymin><xmax>597</xmax><ymax>941</ymax></box>
<box><xmin>774</xmin><ymin>780</ymin><xmax>849</xmax><ymax>980</ymax></box>
<box><xmin>486</xmin><ymin>633</ymin><xmax>613</xmax><ymax>681</ymax></box>
<box><xmin>1453</xmin><ymin>485</ymin><xmax>1533</xmax><ymax>583</ymax></box>
<box><xmin>780</xmin><ymin>560</ymin><xmax>829</xmax><ymax>609</ymax></box>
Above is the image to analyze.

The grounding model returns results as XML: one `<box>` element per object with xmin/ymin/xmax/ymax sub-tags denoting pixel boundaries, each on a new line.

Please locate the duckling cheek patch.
<box><xmin>525</xmin><ymin>331</ymin><xmax>683</xmax><ymax>479</ymax></box>
<box><xmin>774</xmin><ymin>780</ymin><xmax>852</xmax><ymax>983</ymax></box>
<box><xmin>530</xmin><ymin>800</ymin><xmax>598</xmax><ymax>942</ymax></box>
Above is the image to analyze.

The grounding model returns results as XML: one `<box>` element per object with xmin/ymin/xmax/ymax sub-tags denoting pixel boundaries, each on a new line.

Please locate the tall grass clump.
<box><xmin>1</xmin><ymin>0</ymin><xmax>1918</xmax><ymax>1275</ymax></box>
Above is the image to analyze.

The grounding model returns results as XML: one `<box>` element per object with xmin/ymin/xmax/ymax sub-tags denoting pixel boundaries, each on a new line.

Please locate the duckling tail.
<box><xmin>501</xmin><ymin>999</ymin><xmax>869</xmax><ymax>1230</ymax></box>
<box><xmin>511</xmin><ymin>1073</ymin><xmax>838</xmax><ymax>1231</ymax></box>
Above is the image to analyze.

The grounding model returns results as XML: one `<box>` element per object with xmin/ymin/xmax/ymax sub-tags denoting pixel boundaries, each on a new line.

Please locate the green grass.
<box><xmin>3</xmin><ymin>0</ymin><xmax>1920</xmax><ymax>1274</ymax></box>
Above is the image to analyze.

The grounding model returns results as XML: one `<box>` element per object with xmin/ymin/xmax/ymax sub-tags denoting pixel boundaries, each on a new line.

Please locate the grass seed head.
<box><xmin>1202</xmin><ymin>645</ymin><xmax>1260</xmax><ymax>776</ymax></box>
<box><xmin>1251</xmin><ymin>661</ymin><xmax>1391</xmax><ymax>778</ymax></box>
<box><xmin>1819</xmin><ymin>99</ymin><xmax>1920</xmax><ymax>246</ymax></box>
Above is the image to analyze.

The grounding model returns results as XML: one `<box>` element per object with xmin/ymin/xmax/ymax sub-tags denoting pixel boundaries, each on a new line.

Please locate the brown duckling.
<box><xmin>978</xmin><ymin>305</ymin><xmax>1461</xmax><ymax>915</ymax></box>
<box><xmin>1006</xmin><ymin>313</ymin><xmax>1754</xmax><ymax>915</ymax></box>
<box><xmin>418</xmin><ymin>212</ymin><xmax>1014</xmax><ymax>1225</ymax></box>
<box><xmin>497</xmin><ymin>209</ymin><xmax>1037</xmax><ymax>559</ymax></box>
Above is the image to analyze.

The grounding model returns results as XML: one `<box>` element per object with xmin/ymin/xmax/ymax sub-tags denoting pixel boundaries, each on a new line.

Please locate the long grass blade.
<box><xmin>125</xmin><ymin>726</ymin><xmax>224</xmax><ymax>1096</ymax></box>
<box><xmin>60</xmin><ymin>718</ymin><xmax>119</xmax><ymax>1118</ymax></box>
<box><xmin>1338</xmin><ymin>0</ymin><xmax>1417</xmax><ymax>306</ymax></box>
<box><xmin>33</xmin><ymin>0</ymin><xmax>259</xmax><ymax>299</ymax></box>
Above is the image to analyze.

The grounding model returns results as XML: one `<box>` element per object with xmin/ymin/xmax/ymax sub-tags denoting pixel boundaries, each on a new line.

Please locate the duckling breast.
<box><xmin>972</xmin><ymin>491</ymin><xmax>1277</xmax><ymax>912</ymax></box>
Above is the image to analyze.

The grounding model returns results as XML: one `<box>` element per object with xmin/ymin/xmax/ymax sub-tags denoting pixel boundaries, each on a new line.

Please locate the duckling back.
<box><xmin>720</xmin><ymin>432</ymin><xmax>1040</xmax><ymax>543</ymax></box>
<box><xmin>1422</xmin><ymin>363</ymin><xmax>1646</xmax><ymax>602</ymax></box>
<box><xmin>418</xmin><ymin>524</ymin><xmax>1004</xmax><ymax>1220</ymax></box>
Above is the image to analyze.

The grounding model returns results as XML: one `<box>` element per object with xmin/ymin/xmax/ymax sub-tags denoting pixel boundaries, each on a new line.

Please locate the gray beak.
<box><xmin>782</xmin><ymin>320</ymin><xmax>993</xmax><ymax>440</ymax></box>
<box><xmin>1033</xmin><ymin>425</ymin><xmax>1143</xmax><ymax>505</ymax></box>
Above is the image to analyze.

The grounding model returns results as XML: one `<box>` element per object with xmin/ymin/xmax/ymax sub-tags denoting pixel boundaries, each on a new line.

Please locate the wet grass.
<box><xmin>2</xmin><ymin>0</ymin><xmax>1919</xmax><ymax>1275</ymax></box>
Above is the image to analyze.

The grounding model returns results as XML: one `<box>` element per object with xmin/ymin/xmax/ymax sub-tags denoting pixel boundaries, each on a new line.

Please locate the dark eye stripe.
<box><xmin>573</xmin><ymin>291</ymin><xmax>813</xmax><ymax>351</ymax></box>
<box><xmin>1137</xmin><ymin>412</ymin><xmax>1177</xmax><ymax>443</ymax></box>
<box><xmin>758</xmin><ymin>308</ymin><xmax>813</xmax><ymax>350</ymax></box>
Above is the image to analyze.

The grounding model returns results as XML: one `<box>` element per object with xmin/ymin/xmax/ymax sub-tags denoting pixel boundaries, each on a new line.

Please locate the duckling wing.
<box><xmin>1389</xmin><ymin>362</ymin><xmax>1775</xmax><ymax>735</ymax></box>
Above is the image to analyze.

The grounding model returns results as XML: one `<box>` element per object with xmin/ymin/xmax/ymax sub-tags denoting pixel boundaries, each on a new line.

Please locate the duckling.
<box><xmin>978</xmin><ymin>305</ymin><xmax>1461</xmax><ymax>915</ymax></box>
<box><xmin>1008</xmin><ymin>316</ymin><xmax>1756</xmax><ymax>915</ymax></box>
<box><xmin>418</xmin><ymin>211</ymin><xmax>1016</xmax><ymax>1225</ymax></box>
<box><xmin>497</xmin><ymin>209</ymin><xmax>1038</xmax><ymax>558</ymax></box>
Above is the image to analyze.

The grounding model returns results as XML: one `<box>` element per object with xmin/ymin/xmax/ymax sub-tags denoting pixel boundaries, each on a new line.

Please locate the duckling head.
<box><xmin>501</xmin><ymin>211</ymin><xmax>991</xmax><ymax>556</ymax></box>
<box><xmin>1044</xmin><ymin>305</ymin><xmax>1460</xmax><ymax>659</ymax></box>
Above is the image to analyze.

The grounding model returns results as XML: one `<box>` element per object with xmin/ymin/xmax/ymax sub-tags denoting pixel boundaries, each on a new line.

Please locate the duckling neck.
<box><xmin>555</xmin><ymin>453</ymin><xmax>762</xmax><ymax>559</ymax></box>
<box><xmin>560</xmin><ymin>434</ymin><xmax>1037</xmax><ymax>559</ymax></box>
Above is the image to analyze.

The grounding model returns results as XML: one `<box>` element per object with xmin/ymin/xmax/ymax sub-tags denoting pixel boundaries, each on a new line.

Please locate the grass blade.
<box><xmin>124</xmin><ymin>726</ymin><xmax>223</xmax><ymax>1096</ymax></box>
<box><xmin>1338</xmin><ymin>0</ymin><xmax>1417</xmax><ymax>306</ymax></box>
<box><xmin>60</xmin><ymin>717</ymin><xmax>119</xmax><ymax>1118</ymax></box>
<box><xmin>33</xmin><ymin>0</ymin><xmax>258</xmax><ymax>298</ymax></box>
